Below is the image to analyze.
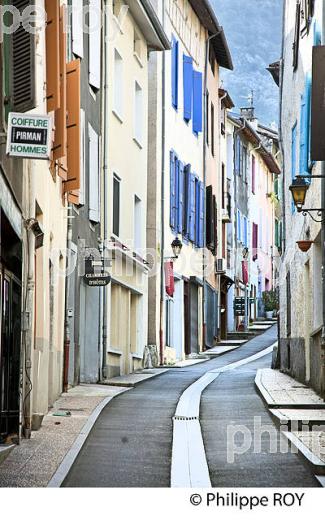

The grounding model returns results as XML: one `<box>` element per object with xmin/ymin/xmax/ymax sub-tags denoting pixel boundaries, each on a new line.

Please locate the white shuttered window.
<box><xmin>72</xmin><ymin>0</ymin><xmax>84</xmax><ymax>58</ymax></box>
<box><xmin>89</xmin><ymin>0</ymin><xmax>101</xmax><ymax>89</ymax></box>
<box><xmin>88</xmin><ymin>123</ymin><xmax>100</xmax><ymax>223</ymax></box>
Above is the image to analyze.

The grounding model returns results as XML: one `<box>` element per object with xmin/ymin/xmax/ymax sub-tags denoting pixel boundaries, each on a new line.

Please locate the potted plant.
<box><xmin>262</xmin><ymin>290</ymin><xmax>278</xmax><ymax>319</ymax></box>
<box><xmin>296</xmin><ymin>240</ymin><xmax>313</xmax><ymax>252</ymax></box>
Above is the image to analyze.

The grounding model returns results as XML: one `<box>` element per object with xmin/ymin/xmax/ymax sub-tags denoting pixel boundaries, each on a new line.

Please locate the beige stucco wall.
<box><xmin>105</xmin><ymin>1</ymin><xmax>149</xmax><ymax>375</ymax></box>
<box><xmin>23</xmin><ymin>0</ymin><xmax>67</xmax><ymax>418</ymax></box>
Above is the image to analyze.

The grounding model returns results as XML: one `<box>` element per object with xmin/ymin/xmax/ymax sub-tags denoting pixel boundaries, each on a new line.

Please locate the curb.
<box><xmin>47</xmin><ymin>389</ymin><xmax>129</xmax><ymax>487</ymax></box>
<box><xmin>269</xmin><ymin>409</ymin><xmax>325</xmax><ymax>430</ymax></box>
<box><xmin>0</xmin><ymin>444</ymin><xmax>15</xmax><ymax>468</ymax></box>
<box><xmin>283</xmin><ymin>431</ymin><xmax>325</xmax><ymax>476</ymax></box>
<box><xmin>255</xmin><ymin>370</ymin><xmax>325</xmax><ymax>409</ymax></box>
<box><xmin>103</xmin><ymin>369</ymin><xmax>169</xmax><ymax>388</ymax></box>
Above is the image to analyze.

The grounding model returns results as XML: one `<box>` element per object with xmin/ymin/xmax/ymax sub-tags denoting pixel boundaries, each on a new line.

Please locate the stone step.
<box><xmin>0</xmin><ymin>444</ymin><xmax>15</xmax><ymax>467</ymax></box>
<box><xmin>216</xmin><ymin>339</ymin><xmax>247</xmax><ymax>346</ymax></box>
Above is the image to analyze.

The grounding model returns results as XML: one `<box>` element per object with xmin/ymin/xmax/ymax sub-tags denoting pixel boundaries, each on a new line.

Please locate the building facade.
<box><xmin>278</xmin><ymin>0</ymin><xmax>324</xmax><ymax>396</ymax></box>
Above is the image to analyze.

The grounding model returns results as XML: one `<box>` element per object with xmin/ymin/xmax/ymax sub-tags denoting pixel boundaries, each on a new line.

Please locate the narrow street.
<box><xmin>62</xmin><ymin>327</ymin><xmax>319</xmax><ymax>488</ymax></box>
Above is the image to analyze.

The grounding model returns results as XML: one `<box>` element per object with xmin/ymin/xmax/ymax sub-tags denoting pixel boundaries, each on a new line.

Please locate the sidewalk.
<box><xmin>0</xmin><ymin>367</ymin><xmax>170</xmax><ymax>487</ymax></box>
<box><xmin>255</xmin><ymin>368</ymin><xmax>325</xmax><ymax>478</ymax></box>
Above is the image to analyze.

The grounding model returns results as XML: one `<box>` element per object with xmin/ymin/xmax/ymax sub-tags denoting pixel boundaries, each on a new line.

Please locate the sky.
<box><xmin>212</xmin><ymin>0</ymin><xmax>283</xmax><ymax>127</ymax></box>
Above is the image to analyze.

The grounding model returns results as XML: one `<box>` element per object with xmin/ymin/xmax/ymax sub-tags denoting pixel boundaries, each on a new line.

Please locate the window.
<box><xmin>134</xmin><ymin>196</ymin><xmax>142</xmax><ymax>250</ymax></box>
<box><xmin>222</xmin><ymin>164</ymin><xmax>225</xmax><ymax>209</ymax></box>
<box><xmin>114</xmin><ymin>49</ymin><xmax>123</xmax><ymax>118</ymax></box>
<box><xmin>89</xmin><ymin>0</ymin><xmax>101</xmax><ymax>89</ymax></box>
<box><xmin>242</xmin><ymin>146</ymin><xmax>248</xmax><ymax>181</ymax></box>
<box><xmin>243</xmin><ymin>216</ymin><xmax>248</xmax><ymax>247</ymax></box>
<box><xmin>293</xmin><ymin>0</ymin><xmax>300</xmax><ymax>70</ymax></box>
<box><xmin>193</xmin><ymin>71</ymin><xmax>203</xmax><ymax>134</ymax></box>
<box><xmin>113</xmin><ymin>175</ymin><xmax>120</xmax><ymax>237</ymax></box>
<box><xmin>171</xmin><ymin>36</ymin><xmax>179</xmax><ymax>110</ymax></box>
<box><xmin>134</xmin><ymin>81</ymin><xmax>143</xmax><ymax>145</ymax></box>
<box><xmin>72</xmin><ymin>0</ymin><xmax>84</xmax><ymax>58</ymax></box>
<box><xmin>299</xmin><ymin>75</ymin><xmax>312</xmax><ymax>176</ymax></box>
<box><xmin>195</xmin><ymin>179</ymin><xmax>204</xmax><ymax>248</ymax></box>
<box><xmin>211</xmin><ymin>103</ymin><xmax>215</xmax><ymax>156</ymax></box>
<box><xmin>206</xmin><ymin>91</ymin><xmax>209</xmax><ymax>145</ymax></box>
<box><xmin>235</xmin><ymin>135</ymin><xmax>241</xmax><ymax>175</ymax></box>
<box><xmin>252</xmin><ymin>155</ymin><xmax>256</xmax><ymax>194</ymax></box>
<box><xmin>237</xmin><ymin>210</ymin><xmax>241</xmax><ymax>243</ymax></box>
<box><xmin>183</xmin><ymin>54</ymin><xmax>193</xmax><ymax>121</ymax></box>
<box><xmin>88</xmin><ymin>124</ymin><xmax>100</xmax><ymax>222</ymax></box>
<box><xmin>252</xmin><ymin>223</ymin><xmax>258</xmax><ymax>261</ymax></box>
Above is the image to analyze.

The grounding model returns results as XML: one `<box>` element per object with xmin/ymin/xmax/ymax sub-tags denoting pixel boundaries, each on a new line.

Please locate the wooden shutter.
<box><xmin>11</xmin><ymin>0</ymin><xmax>36</xmax><ymax>112</ymax></box>
<box><xmin>293</xmin><ymin>1</ymin><xmax>300</xmax><ymax>70</ymax></box>
<box><xmin>183</xmin><ymin>55</ymin><xmax>193</xmax><ymax>121</ymax></box>
<box><xmin>89</xmin><ymin>0</ymin><xmax>101</xmax><ymax>89</ymax></box>
<box><xmin>193</xmin><ymin>71</ymin><xmax>203</xmax><ymax>134</ymax></box>
<box><xmin>54</xmin><ymin>5</ymin><xmax>67</xmax><ymax>163</ymax></box>
<box><xmin>171</xmin><ymin>36</ymin><xmax>179</xmax><ymax>109</ymax></box>
<box><xmin>177</xmin><ymin>161</ymin><xmax>184</xmax><ymax>234</ymax></box>
<box><xmin>198</xmin><ymin>181</ymin><xmax>204</xmax><ymax>248</ymax></box>
<box><xmin>45</xmin><ymin>0</ymin><xmax>60</xmax><ymax>113</ymax></box>
<box><xmin>213</xmin><ymin>196</ymin><xmax>218</xmax><ymax>256</ymax></box>
<box><xmin>189</xmin><ymin>174</ymin><xmax>196</xmax><ymax>242</ymax></box>
<box><xmin>64</xmin><ymin>60</ymin><xmax>81</xmax><ymax>193</ymax></box>
<box><xmin>88</xmin><ymin>123</ymin><xmax>100</xmax><ymax>222</ymax></box>
<box><xmin>170</xmin><ymin>151</ymin><xmax>177</xmax><ymax>230</ymax></box>
<box><xmin>206</xmin><ymin>185</ymin><xmax>214</xmax><ymax>250</ymax></box>
<box><xmin>72</xmin><ymin>0</ymin><xmax>84</xmax><ymax>58</ymax></box>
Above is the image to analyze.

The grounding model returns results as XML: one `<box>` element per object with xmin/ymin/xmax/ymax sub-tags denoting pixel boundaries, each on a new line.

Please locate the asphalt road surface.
<box><xmin>63</xmin><ymin>326</ymin><xmax>320</xmax><ymax>488</ymax></box>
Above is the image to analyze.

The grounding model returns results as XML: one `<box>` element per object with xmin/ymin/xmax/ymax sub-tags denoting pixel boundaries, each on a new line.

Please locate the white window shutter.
<box><xmin>79</xmin><ymin>109</ymin><xmax>86</xmax><ymax>205</ymax></box>
<box><xmin>88</xmin><ymin>124</ymin><xmax>100</xmax><ymax>223</ymax></box>
<box><xmin>72</xmin><ymin>0</ymin><xmax>84</xmax><ymax>58</ymax></box>
<box><xmin>89</xmin><ymin>0</ymin><xmax>101</xmax><ymax>89</ymax></box>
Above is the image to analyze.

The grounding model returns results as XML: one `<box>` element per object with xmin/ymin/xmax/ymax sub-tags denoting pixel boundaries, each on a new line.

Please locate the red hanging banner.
<box><xmin>242</xmin><ymin>260</ymin><xmax>249</xmax><ymax>285</ymax></box>
<box><xmin>165</xmin><ymin>261</ymin><xmax>175</xmax><ymax>297</ymax></box>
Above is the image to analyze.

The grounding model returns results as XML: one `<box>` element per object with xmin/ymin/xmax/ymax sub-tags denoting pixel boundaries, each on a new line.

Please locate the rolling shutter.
<box><xmin>11</xmin><ymin>0</ymin><xmax>36</xmax><ymax>112</ymax></box>
<box><xmin>45</xmin><ymin>0</ymin><xmax>60</xmax><ymax>112</ymax></box>
<box><xmin>72</xmin><ymin>0</ymin><xmax>84</xmax><ymax>58</ymax></box>
<box><xmin>64</xmin><ymin>59</ymin><xmax>81</xmax><ymax>193</ymax></box>
<box><xmin>88</xmin><ymin>124</ymin><xmax>100</xmax><ymax>222</ymax></box>
<box><xmin>183</xmin><ymin>55</ymin><xmax>193</xmax><ymax>121</ymax></box>
<box><xmin>89</xmin><ymin>0</ymin><xmax>101</xmax><ymax>89</ymax></box>
<box><xmin>54</xmin><ymin>5</ymin><xmax>67</xmax><ymax>163</ymax></box>
<box><xmin>193</xmin><ymin>71</ymin><xmax>203</xmax><ymax>134</ymax></box>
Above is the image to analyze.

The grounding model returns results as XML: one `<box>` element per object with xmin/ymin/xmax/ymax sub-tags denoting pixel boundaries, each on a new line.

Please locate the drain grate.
<box><xmin>173</xmin><ymin>415</ymin><xmax>199</xmax><ymax>422</ymax></box>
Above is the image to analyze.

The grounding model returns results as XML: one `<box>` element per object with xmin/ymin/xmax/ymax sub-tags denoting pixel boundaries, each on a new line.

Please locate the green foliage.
<box><xmin>262</xmin><ymin>290</ymin><xmax>278</xmax><ymax>312</ymax></box>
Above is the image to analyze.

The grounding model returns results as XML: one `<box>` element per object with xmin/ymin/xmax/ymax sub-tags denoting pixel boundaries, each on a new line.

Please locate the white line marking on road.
<box><xmin>170</xmin><ymin>343</ymin><xmax>276</xmax><ymax>488</ymax></box>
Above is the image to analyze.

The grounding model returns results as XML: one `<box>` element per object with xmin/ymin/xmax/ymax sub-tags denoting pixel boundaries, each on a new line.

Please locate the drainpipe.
<box><xmin>233</xmin><ymin>119</ymin><xmax>246</xmax><ymax>330</ymax></box>
<box><xmin>203</xmin><ymin>30</ymin><xmax>221</xmax><ymax>349</ymax></box>
<box><xmin>22</xmin><ymin>160</ymin><xmax>36</xmax><ymax>438</ymax></box>
<box><xmin>63</xmin><ymin>202</ymin><xmax>72</xmax><ymax>393</ymax></box>
<box><xmin>101</xmin><ymin>1</ymin><xmax>110</xmax><ymax>380</ymax></box>
<box><xmin>321</xmin><ymin>0</ymin><xmax>325</xmax><ymax>399</ymax></box>
<box><xmin>159</xmin><ymin>0</ymin><xmax>166</xmax><ymax>365</ymax></box>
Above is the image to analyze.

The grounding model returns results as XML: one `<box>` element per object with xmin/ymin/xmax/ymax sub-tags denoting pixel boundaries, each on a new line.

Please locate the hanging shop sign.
<box><xmin>6</xmin><ymin>113</ymin><xmax>52</xmax><ymax>160</ymax></box>
<box><xmin>84</xmin><ymin>273</ymin><xmax>111</xmax><ymax>287</ymax></box>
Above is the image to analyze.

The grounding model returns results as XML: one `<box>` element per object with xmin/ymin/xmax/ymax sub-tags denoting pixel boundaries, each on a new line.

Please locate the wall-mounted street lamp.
<box><xmin>165</xmin><ymin>237</ymin><xmax>183</xmax><ymax>260</ymax></box>
<box><xmin>289</xmin><ymin>176</ymin><xmax>325</xmax><ymax>223</ymax></box>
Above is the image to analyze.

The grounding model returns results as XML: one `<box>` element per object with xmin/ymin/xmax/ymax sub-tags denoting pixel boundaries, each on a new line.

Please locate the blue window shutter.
<box><xmin>314</xmin><ymin>21</ymin><xmax>322</xmax><ymax>46</ymax></box>
<box><xmin>292</xmin><ymin>123</ymin><xmax>297</xmax><ymax>179</ymax></box>
<box><xmin>184</xmin><ymin>164</ymin><xmax>191</xmax><ymax>238</ymax></box>
<box><xmin>299</xmin><ymin>90</ymin><xmax>307</xmax><ymax>175</ymax></box>
<box><xmin>170</xmin><ymin>151</ymin><xmax>177</xmax><ymax>229</ymax></box>
<box><xmin>193</xmin><ymin>71</ymin><xmax>203</xmax><ymax>134</ymax></box>
<box><xmin>195</xmin><ymin>178</ymin><xmax>200</xmax><ymax>246</ymax></box>
<box><xmin>183</xmin><ymin>55</ymin><xmax>193</xmax><ymax>121</ymax></box>
<box><xmin>178</xmin><ymin>161</ymin><xmax>184</xmax><ymax>234</ymax></box>
<box><xmin>172</xmin><ymin>36</ymin><xmax>179</xmax><ymax>109</ymax></box>
<box><xmin>189</xmin><ymin>174</ymin><xmax>196</xmax><ymax>242</ymax></box>
<box><xmin>306</xmin><ymin>74</ymin><xmax>314</xmax><ymax>173</ymax></box>
<box><xmin>237</xmin><ymin>210</ymin><xmax>241</xmax><ymax>242</ymax></box>
<box><xmin>243</xmin><ymin>217</ymin><xmax>248</xmax><ymax>247</ymax></box>
<box><xmin>199</xmin><ymin>181</ymin><xmax>205</xmax><ymax>248</ymax></box>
